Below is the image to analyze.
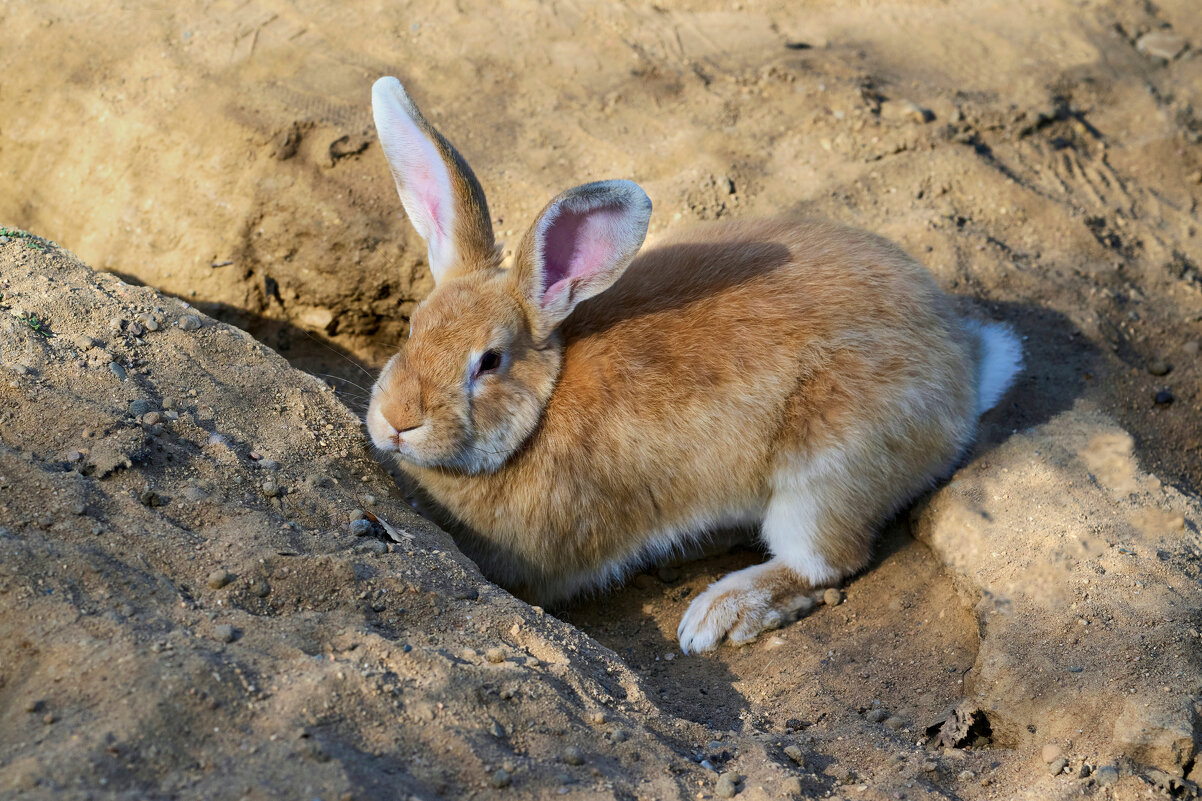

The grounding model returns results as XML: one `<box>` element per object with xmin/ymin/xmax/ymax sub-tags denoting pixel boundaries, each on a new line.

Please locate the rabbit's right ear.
<box><xmin>372</xmin><ymin>77</ymin><xmax>497</xmax><ymax>284</ymax></box>
<box><xmin>514</xmin><ymin>180</ymin><xmax>652</xmax><ymax>342</ymax></box>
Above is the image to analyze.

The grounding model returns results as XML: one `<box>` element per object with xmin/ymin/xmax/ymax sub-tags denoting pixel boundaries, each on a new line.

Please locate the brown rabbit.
<box><xmin>365</xmin><ymin>77</ymin><xmax>1022</xmax><ymax>653</ymax></box>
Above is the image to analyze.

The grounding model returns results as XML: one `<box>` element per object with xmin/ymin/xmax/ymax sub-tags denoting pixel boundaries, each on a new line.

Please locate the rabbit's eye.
<box><xmin>478</xmin><ymin>349</ymin><xmax>502</xmax><ymax>375</ymax></box>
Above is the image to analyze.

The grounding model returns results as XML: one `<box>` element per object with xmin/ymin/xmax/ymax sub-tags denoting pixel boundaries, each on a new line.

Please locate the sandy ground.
<box><xmin>2</xmin><ymin>0</ymin><xmax>1202</xmax><ymax>799</ymax></box>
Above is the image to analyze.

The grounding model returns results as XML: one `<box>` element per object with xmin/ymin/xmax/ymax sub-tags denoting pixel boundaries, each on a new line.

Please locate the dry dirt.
<box><xmin>2</xmin><ymin>0</ymin><xmax>1202</xmax><ymax>799</ymax></box>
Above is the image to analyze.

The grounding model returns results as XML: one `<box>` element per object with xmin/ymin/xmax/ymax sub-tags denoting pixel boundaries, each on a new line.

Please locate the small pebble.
<box><xmin>1147</xmin><ymin>359</ymin><xmax>1171</xmax><ymax>376</ymax></box>
<box><xmin>561</xmin><ymin>746</ymin><xmax>585</xmax><ymax>766</ymax></box>
<box><xmin>823</xmin><ymin>588</ymin><xmax>843</xmax><ymax>606</ymax></box>
<box><xmin>183</xmin><ymin>485</ymin><xmax>209</xmax><ymax>502</ymax></box>
<box><xmin>178</xmin><ymin>315</ymin><xmax>202</xmax><ymax>331</ymax></box>
<box><xmin>1048</xmin><ymin>756</ymin><xmax>1067</xmax><ymax>775</ymax></box>
<box><xmin>866</xmin><ymin>708</ymin><xmax>888</xmax><ymax>723</ymax></box>
<box><xmin>252</xmin><ymin>579</ymin><xmax>271</xmax><ymax>598</ymax></box>
<box><xmin>258</xmin><ymin>459</ymin><xmax>280</xmax><ymax>471</ymax></box>
<box><xmin>485</xmin><ymin>647</ymin><xmax>506</xmax><ymax>664</ymax></box>
<box><xmin>958</xmin><ymin>769</ymin><xmax>975</xmax><ymax>781</ymax></box>
<box><xmin>23</xmin><ymin>698</ymin><xmax>44</xmax><ymax>714</ymax></box>
<box><xmin>883</xmin><ymin>716</ymin><xmax>905</xmax><ymax>730</ymax></box>
<box><xmin>1136</xmin><ymin>30</ymin><xmax>1187</xmax><ymax>61</ymax></box>
<box><xmin>129</xmin><ymin>399</ymin><xmax>153</xmax><ymax>416</ymax></box>
<box><xmin>73</xmin><ymin>334</ymin><xmax>97</xmax><ymax>351</ymax></box>
<box><xmin>109</xmin><ymin>317</ymin><xmax>125</xmax><ymax>331</ymax></box>
<box><xmin>611</xmin><ymin>728</ymin><xmax>630</xmax><ymax>743</ymax></box>
<box><xmin>922</xmin><ymin>760</ymin><xmax>938</xmax><ymax>772</ymax></box>
<box><xmin>349</xmin><ymin>519</ymin><xmax>375</xmax><ymax>537</ymax></box>
<box><xmin>260</xmin><ymin>480</ymin><xmax>279</xmax><ymax>498</ymax></box>
<box><xmin>42</xmin><ymin>713</ymin><xmax>56</xmax><ymax>725</ymax></box>
<box><xmin>353</xmin><ymin>540</ymin><xmax>387</xmax><ymax>555</ymax></box>
<box><xmin>207</xmin><ymin>569</ymin><xmax>233</xmax><ymax>589</ymax></box>
<box><xmin>142</xmin><ymin>411</ymin><xmax>163</xmax><ymax>426</ymax></box>
<box><xmin>1154</xmin><ymin>388</ymin><xmax>1174</xmax><ymax>405</ymax></box>
<box><xmin>715</xmin><ymin>773</ymin><xmax>739</xmax><ymax>798</ymax></box>
<box><xmin>1041</xmin><ymin>744</ymin><xmax>1062</xmax><ymax>764</ymax></box>
<box><xmin>783</xmin><ymin>744</ymin><xmax>805</xmax><ymax>765</ymax></box>
<box><xmin>780</xmin><ymin>776</ymin><xmax>803</xmax><ymax>797</ymax></box>
<box><xmin>142</xmin><ymin>316</ymin><xmax>160</xmax><ymax>332</ymax></box>
<box><xmin>588</xmin><ymin>711</ymin><xmax>608</xmax><ymax>725</ymax></box>
<box><xmin>108</xmin><ymin>362</ymin><xmax>127</xmax><ymax>381</ymax></box>
<box><xmin>490</xmin><ymin>769</ymin><xmax>511</xmax><ymax>788</ymax></box>
<box><xmin>214</xmin><ymin>624</ymin><xmax>236</xmax><ymax>643</ymax></box>
<box><xmin>1094</xmin><ymin>765</ymin><xmax>1118</xmax><ymax>785</ymax></box>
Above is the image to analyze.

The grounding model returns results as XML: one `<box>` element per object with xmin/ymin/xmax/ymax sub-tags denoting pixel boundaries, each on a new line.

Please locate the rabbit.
<box><xmin>365</xmin><ymin>76</ymin><xmax>1023</xmax><ymax>654</ymax></box>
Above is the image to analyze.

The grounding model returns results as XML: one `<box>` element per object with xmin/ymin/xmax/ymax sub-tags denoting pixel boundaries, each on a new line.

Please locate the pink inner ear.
<box><xmin>541</xmin><ymin>205</ymin><xmax>624</xmax><ymax>308</ymax></box>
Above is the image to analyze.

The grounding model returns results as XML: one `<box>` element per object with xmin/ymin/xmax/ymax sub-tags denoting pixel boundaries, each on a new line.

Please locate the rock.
<box><xmin>42</xmin><ymin>713</ymin><xmax>57</xmax><ymax>725</ymax></box>
<box><xmin>881</xmin><ymin>99</ymin><xmax>934</xmax><ymax>123</ymax></box>
<box><xmin>1048</xmin><ymin>756</ymin><xmax>1067</xmax><ymax>775</ymax></box>
<box><xmin>1154</xmin><ymin>388</ymin><xmax>1174</xmax><ymax>405</ymax></box>
<box><xmin>485</xmin><ymin>647</ymin><xmax>506</xmax><ymax>664</ymax></box>
<box><xmin>611</xmin><ymin>728</ymin><xmax>630</xmax><ymax>743</ymax></box>
<box><xmin>251</xmin><ymin>579</ymin><xmax>271</xmax><ymax>598</ymax></box>
<box><xmin>715</xmin><ymin>773</ymin><xmax>739</xmax><ymax>797</ymax></box>
<box><xmin>588</xmin><ymin>711</ymin><xmax>608</xmax><ymax>725</ymax></box>
<box><xmin>349</xmin><ymin>519</ymin><xmax>375</xmax><ymax>537</ymax></box>
<box><xmin>214</xmin><ymin>624</ymin><xmax>236</xmax><ymax>643</ymax></box>
<box><xmin>260</xmin><ymin>480</ymin><xmax>279</xmax><ymax>498</ymax></box>
<box><xmin>823</xmin><ymin>588</ymin><xmax>843</xmax><ymax>606</ymax></box>
<box><xmin>490</xmin><ymin>769</ymin><xmax>512</xmax><ymax>788</ymax></box>
<box><xmin>1147</xmin><ymin>359</ymin><xmax>1171</xmax><ymax>376</ymax></box>
<box><xmin>1094</xmin><ymin>765</ymin><xmax>1119</xmax><ymax>785</ymax></box>
<box><xmin>783</xmin><ymin>744</ymin><xmax>804</xmax><ymax>765</ymax></box>
<box><xmin>561</xmin><ymin>746</ymin><xmax>585</xmax><ymax>765</ymax></box>
<box><xmin>142</xmin><ymin>411</ymin><xmax>163</xmax><ymax>426</ymax></box>
<box><xmin>24</xmin><ymin>698</ymin><xmax>44</xmax><ymax>713</ymax></box>
<box><xmin>129</xmin><ymin>399</ymin><xmax>154</xmax><ymax>417</ymax></box>
<box><xmin>912</xmin><ymin>407</ymin><xmax>1202</xmax><ymax>755</ymax></box>
<box><xmin>867</xmin><ymin>708</ymin><xmax>888</xmax><ymax>723</ymax></box>
<box><xmin>178</xmin><ymin>315</ymin><xmax>202</xmax><ymax>331</ymax></box>
<box><xmin>922</xmin><ymin>760</ymin><xmax>938</xmax><ymax>772</ymax></box>
<box><xmin>1136</xmin><ymin>30</ymin><xmax>1187</xmax><ymax>61</ymax></box>
<box><xmin>1112</xmin><ymin>696</ymin><xmax>1198</xmax><ymax>776</ymax></box>
<box><xmin>207</xmin><ymin>569</ymin><xmax>233</xmax><ymax>589</ymax></box>
<box><xmin>883</xmin><ymin>716</ymin><xmax>905</xmax><ymax>731</ymax></box>
<box><xmin>780</xmin><ymin>776</ymin><xmax>803</xmax><ymax>797</ymax></box>
<box><xmin>108</xmin><ymin>362</ymin><xmax>127</xmax><ymax>380</ymax></box>
<box><xmin>1040</xmin><ymin>744</ymin><xmax>1062</xmax><ymax>764</ymax></box>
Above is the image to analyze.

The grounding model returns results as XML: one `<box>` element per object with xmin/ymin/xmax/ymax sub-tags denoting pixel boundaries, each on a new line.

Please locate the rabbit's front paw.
<box><xmin>676</xmin><ymin>560</ymin><xmax>815</xmax><ymax>654</ymax></box>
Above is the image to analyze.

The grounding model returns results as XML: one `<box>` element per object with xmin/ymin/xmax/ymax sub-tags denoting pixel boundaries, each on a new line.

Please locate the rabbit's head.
<box><xmin>365</xmin><ymin>78</ymin><xmax>652</xmax><ymax>474</ymax></box>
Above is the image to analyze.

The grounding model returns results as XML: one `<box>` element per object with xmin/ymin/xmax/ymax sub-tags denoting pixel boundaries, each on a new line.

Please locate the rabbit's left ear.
<box><xmin>372</xmin><ymin>77</ymin><xmax>497</xmax><ymax>284</ymax></box>
<box><xmin>514</xmin><ymin>180</ymin><xmax>652</xmax><ymax>342</ymax></box>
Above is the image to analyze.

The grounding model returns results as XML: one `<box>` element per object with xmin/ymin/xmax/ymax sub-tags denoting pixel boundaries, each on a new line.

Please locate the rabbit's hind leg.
<box><xmin>676</xmin><ymin>450</ymin><xmax>875</xmax><ymax>654</ymax></box>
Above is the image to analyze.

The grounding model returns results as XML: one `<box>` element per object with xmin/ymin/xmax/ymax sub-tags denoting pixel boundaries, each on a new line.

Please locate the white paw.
<box><xmin>677</xmin><ymin>575</ymin><xmax>775</xmax><ymax>654</ymax></box>
<box><xmin>677</xmin><ymin>562</ymin><xmax>817</xmax><ymax>654</ymax></box>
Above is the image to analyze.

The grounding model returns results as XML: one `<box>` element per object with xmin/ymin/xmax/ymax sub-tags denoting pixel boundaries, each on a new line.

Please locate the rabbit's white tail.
<box><xmin>965</xmin><ymin>319</ymin><xmax>1023</xmax><ymax>416</ymax></box>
